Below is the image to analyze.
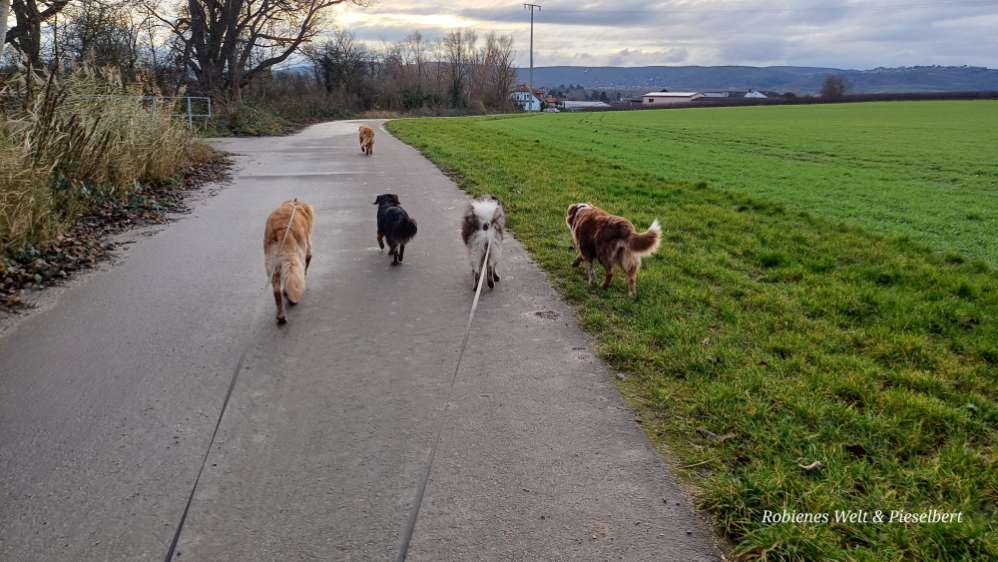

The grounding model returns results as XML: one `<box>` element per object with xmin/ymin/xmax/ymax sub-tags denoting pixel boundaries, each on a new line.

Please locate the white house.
<box><xmin>641</xmin><ymin>91</ymin><xmax>704</xmax><ymax>105</ymax></box>
<box><xmin>511</xmin><ymin>90</ymin><xmax>542</xmax><ymax>112</ymax></box>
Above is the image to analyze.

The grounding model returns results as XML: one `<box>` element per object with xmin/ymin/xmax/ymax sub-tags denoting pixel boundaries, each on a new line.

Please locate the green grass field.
<box><xmin>388</xmin><ymin>101</ymin><xmax>997</xmax><ymax>561</ymax></box>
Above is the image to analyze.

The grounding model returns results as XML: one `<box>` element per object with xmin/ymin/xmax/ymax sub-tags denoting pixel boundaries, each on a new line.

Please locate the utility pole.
<box><xmin>523</xmin><ymin>3</ymin><xmax>541</xmax><ymax>92</ymax></box>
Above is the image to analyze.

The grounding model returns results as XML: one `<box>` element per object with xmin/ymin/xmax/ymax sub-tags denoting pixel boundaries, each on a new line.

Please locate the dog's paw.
<box><xmin>276</xmin><ymin>316</ymin><xmax>287</xmax><ymax>325</ymax></box>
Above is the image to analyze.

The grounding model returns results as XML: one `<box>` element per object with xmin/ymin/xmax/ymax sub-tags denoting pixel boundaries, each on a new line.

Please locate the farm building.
<box><xmin>561</xmin><ymin>100</ymin><xmax>612</xmax><ymax>111</ymax></box>
<box><xmin>642</xmin><ymin>91</ymin><xmax>705</xmax><ymax>105</ymax></box>
<box><xmin>744</xmin><ymin>90</ymin><xmax>768</xmax><ymax>98</ymax></box>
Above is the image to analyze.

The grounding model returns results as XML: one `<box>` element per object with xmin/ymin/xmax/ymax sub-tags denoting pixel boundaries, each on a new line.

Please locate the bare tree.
<box><xmin>139</xmin><ymin>13</ymin><xmax>160</xmax><ymax>70</ymax></box>
<box><xmin>429</xmin><ymin>38</ymin><xmax>445</xmax><ymax>100</ymax></box>
<box><xmin>5</xmin><ymin>0</ymin><xmax>69</xmax><ymax>66</ymax></box>
<box><xmin>462</xmin><ymin>31</ymin><xmax>516</xmax><ymax>110</ymax></box>
<box><xmin>821</xmin><ymin>74</ymin><xmax>848</xmax><ymax>99</ymax></box>
<box><xmin>403</xmin><ymin>31</ymin><xmax>425</xmax><ymax>86</ymax></box>
<box><xmin>443</xmin><ymin>28</ymin><xmax>476</xmax><ymax>108</ymax></box>
<box><xmin>487</xmin><ymin>32</ymin><xmax>516</xmax><ymax>111</ymax></box>
<box><xmin>148</xmin><ymin>0</ymin><xmax>362</xmax><ymax>98</ymax></box>
<box><xmin>1</xmin><ymin>0</ymin><xmax>10</xmax><ymax>60</ymax></box>
<box><xmin>302</xmin><ymin>29</ymin><xmax>369</xmax><ymax>96</ymax></box>
<box><xmin>58</xmin><ymin>0</ymin><xmax>147</xmax><ymax>73</ymax></box>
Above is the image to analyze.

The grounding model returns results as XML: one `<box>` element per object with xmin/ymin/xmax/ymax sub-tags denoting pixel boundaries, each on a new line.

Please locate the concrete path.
<box><xmin>0</xmin><ymin>121</ymin><xmax>720</xmax><ymax>561</ymax></box>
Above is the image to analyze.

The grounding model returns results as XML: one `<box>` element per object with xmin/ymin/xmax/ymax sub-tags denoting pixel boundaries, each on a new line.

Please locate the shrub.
<box><xmin>0</xmin><ymin>65</ymin><xmax>207</xmax><ymax>253</ymax></box>
<box><xmin>204</xmin><ymin>101</ymin><xmax>288</xmax><ymax>137</ymax></box>
<box><xmin>14</xmin><ymin>67</ymin><xmax>197</xmax><ymax>191</ymax></box>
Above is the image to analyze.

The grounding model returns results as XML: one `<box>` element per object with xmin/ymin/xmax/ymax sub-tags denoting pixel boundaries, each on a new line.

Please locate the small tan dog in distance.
<box><xmin>359</xmin><ymin>124</ymin><xmax>375</xmax><ymax>156</ymax></box>
<box><xmin>264</xmin><ymin>199</ymin><xmax>314</xmax><ymax>324</ymax></box>
<box><xmin>565</xmin><ymin>203</ymin><xmax>661</xmax><ymax>298</ymax></box>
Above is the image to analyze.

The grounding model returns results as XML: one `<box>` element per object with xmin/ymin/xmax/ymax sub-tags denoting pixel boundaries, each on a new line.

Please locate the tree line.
<box><xmin>303</xmin><ymin>28</ymin><xmax>516</xmax><ymax>112</ymax></box>
<box><xmin>1</xmin><ymin>1</ymin><xmax>519</xmax><ymax>114</ymax></box>
<box><xmin>546</xmin><ymin>84</ymin><xmax>621</xmax><ymax>103</ymax></box>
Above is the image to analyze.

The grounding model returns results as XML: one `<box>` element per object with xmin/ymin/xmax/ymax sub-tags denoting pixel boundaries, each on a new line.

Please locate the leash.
<box><xmin>164</xmin><ymin>345</ymin><xmax>253</xmax><ymax>562</ymax></box>
<box><xmin>395</xmin><ymin>238</ymin><xmax>492</xmax><ymax>562</ymax></box>
<box><xmin>164</xmin><ymin>203</ymin><xmax>303</xmax><ymax>560</ymax></box>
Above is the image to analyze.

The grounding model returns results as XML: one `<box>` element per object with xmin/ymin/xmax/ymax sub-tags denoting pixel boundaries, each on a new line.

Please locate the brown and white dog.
<box><xmin>565</xmin><ymin>203</ymin><xmax>660</xmax><ymax>298</ymax></box>
<box><xmin>359</xmin><ymin>124</ymin><xmax>375</xmax><ymax>156</ymax></box>
<box><xmin>264</xmin><ymin>199</ymin><xmax>314</xmax><ymax>324</ymax></box>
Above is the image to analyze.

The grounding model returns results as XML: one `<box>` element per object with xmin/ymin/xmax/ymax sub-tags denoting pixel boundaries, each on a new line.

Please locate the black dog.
<box><xmin>374</xmin><ymin>194</ymin><xmax>418</xmax><ymax>265</ymax></box>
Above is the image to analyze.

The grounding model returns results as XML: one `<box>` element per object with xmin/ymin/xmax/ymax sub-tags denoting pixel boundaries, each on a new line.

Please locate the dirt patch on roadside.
<box><xmin>1</xmin><ymin>153</ymin><xmax>233</xmax><ymax>313</ymax></box>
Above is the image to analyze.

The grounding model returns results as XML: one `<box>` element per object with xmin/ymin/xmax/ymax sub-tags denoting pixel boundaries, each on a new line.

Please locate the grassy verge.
<box><xmin>388</xmin><ymin>108</ymin><xmax>997</xmax><ymax>560</ymax></box>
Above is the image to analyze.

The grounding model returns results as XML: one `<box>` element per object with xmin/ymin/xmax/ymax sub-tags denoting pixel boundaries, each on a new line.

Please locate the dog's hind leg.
<box><xmin>486</xmin><ymin>265</ymin><xmax>495</xmax><ymax>289</ymax></box>
<box><xmin>272</xmin><ymin>269</ymin><xmax>286</xmax><ymax>324</ymax></box>
<box><xmin>377</xmin><ymin>233</ymin><xmax>385</xmax><ymax>252</ymax></box>
<box><xmin>398</xmin><ymin>243</ymin><xmax>405</xmax><ymax>262</ymax></box>
<box><xmin>626</xmin><ymin>262</ymin><xmax>640</xmax><ymax>299</ymax></box>
<box><xmin>601</xmin><ymin>261</ymin><xmax>614</xmax><ymax>290</ymax></box>
<box><xmin>389</xmin><ymin>243</ymin><xmax>399</xmax><ymax>265</ymax></box>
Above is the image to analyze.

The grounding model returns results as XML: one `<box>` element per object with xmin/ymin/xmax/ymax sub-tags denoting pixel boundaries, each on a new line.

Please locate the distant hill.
<box><xmin>516</xmin><ymin>65</ymin><xmax>998</xmax><ymax>94</ymax></box>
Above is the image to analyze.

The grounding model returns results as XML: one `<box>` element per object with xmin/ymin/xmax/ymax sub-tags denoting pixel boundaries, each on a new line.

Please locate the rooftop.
<box><xmin>562</xmin><ymin>101</ymin><xmax>611</xmax><ymax>107</ymax></box>
<box><xmin>644</xmin><ymin>91</ymin><xmax>702</xmax><ymax>97</ymax></box>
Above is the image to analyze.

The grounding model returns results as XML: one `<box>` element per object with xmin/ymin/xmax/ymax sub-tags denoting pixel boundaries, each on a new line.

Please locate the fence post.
<box><xmin>186</xmin><ymin>96</ymin><xmax>193</xmax><ymax>129</ymax></box>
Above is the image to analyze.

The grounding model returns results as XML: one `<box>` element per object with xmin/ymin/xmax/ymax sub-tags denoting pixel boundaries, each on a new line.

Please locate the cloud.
<box><xmin>720</xmin><ymin>38</ymin><xmax>787</xmax><ymax>65</ymax></box>
<box><xmin>331</xmin><ymin>1</ymin><xmax>998</xmax><ymax>68</ymax></box>
<box><xmin>608</xmin><ymin>48</ymin><xmax>689</xmax><ymax>66</ymax></box>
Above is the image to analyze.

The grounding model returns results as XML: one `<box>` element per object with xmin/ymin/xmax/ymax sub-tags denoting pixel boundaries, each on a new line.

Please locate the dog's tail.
<box><xmin>282</xmin><ymin>257</ymin><xmax>306</xmax><ymax>304</ymax></box>
<box><xmin>628</xmin><ymin>219</ymin><xmax>661</xmax><ymax>257</ymax></box>
<box><xmin>399</xmin><ymin>217</ymin><xmax>418</xmax><ymax>243</ymax></box>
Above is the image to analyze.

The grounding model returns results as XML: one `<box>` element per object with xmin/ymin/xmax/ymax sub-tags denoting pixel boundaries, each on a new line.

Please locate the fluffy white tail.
<box><xmin>628</xmin><ymin>219</ymin><xmax>661</xmax><ymax>257</ymax></box>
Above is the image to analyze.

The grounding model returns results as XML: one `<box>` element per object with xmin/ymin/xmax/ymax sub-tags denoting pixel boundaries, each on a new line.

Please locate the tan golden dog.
<box><xmin>264</xmin><ymin>199</ymin><xmax>314</xmax><ymax>324</ymax></box>
<box><xmin>359</xmin><ymin>124</ymin><xmax>375</xmax><ymax>156</ymax></box>
<box><xmin>565</xmin><ymin>203</ymin><xmax>661</xmax><ymax>298</ymax></box>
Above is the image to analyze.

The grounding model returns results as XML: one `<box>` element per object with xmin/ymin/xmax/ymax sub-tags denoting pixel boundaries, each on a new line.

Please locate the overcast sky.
<box><xmin>329</xmin><ymin>0</ymin><xmax>998</xmax><ymax>69</ymax></box>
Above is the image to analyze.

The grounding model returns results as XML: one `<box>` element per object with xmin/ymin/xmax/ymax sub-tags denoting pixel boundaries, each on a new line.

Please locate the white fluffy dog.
<box><xmin>461</xmin><ymin>196</ymin><xmax>505</xmax><ymax>289</ymax></box>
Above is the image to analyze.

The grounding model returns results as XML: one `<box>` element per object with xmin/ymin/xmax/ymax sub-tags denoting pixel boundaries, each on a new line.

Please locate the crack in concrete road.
<box><xmin>0</xmin><ymin>121</ymin><xmax>720</xmax><ymax>561</ymax></box>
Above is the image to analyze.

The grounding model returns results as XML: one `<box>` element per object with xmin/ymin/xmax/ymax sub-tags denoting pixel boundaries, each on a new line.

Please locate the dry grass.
<box><xmin>0</xmin><ymin>132</ymin><xmax>54</xmax><ymax>248</ymax></box>
<box><xmin>0</xmin><ymin>66</ymin><xmax>208</xmax><ymax>251</ymax></box>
